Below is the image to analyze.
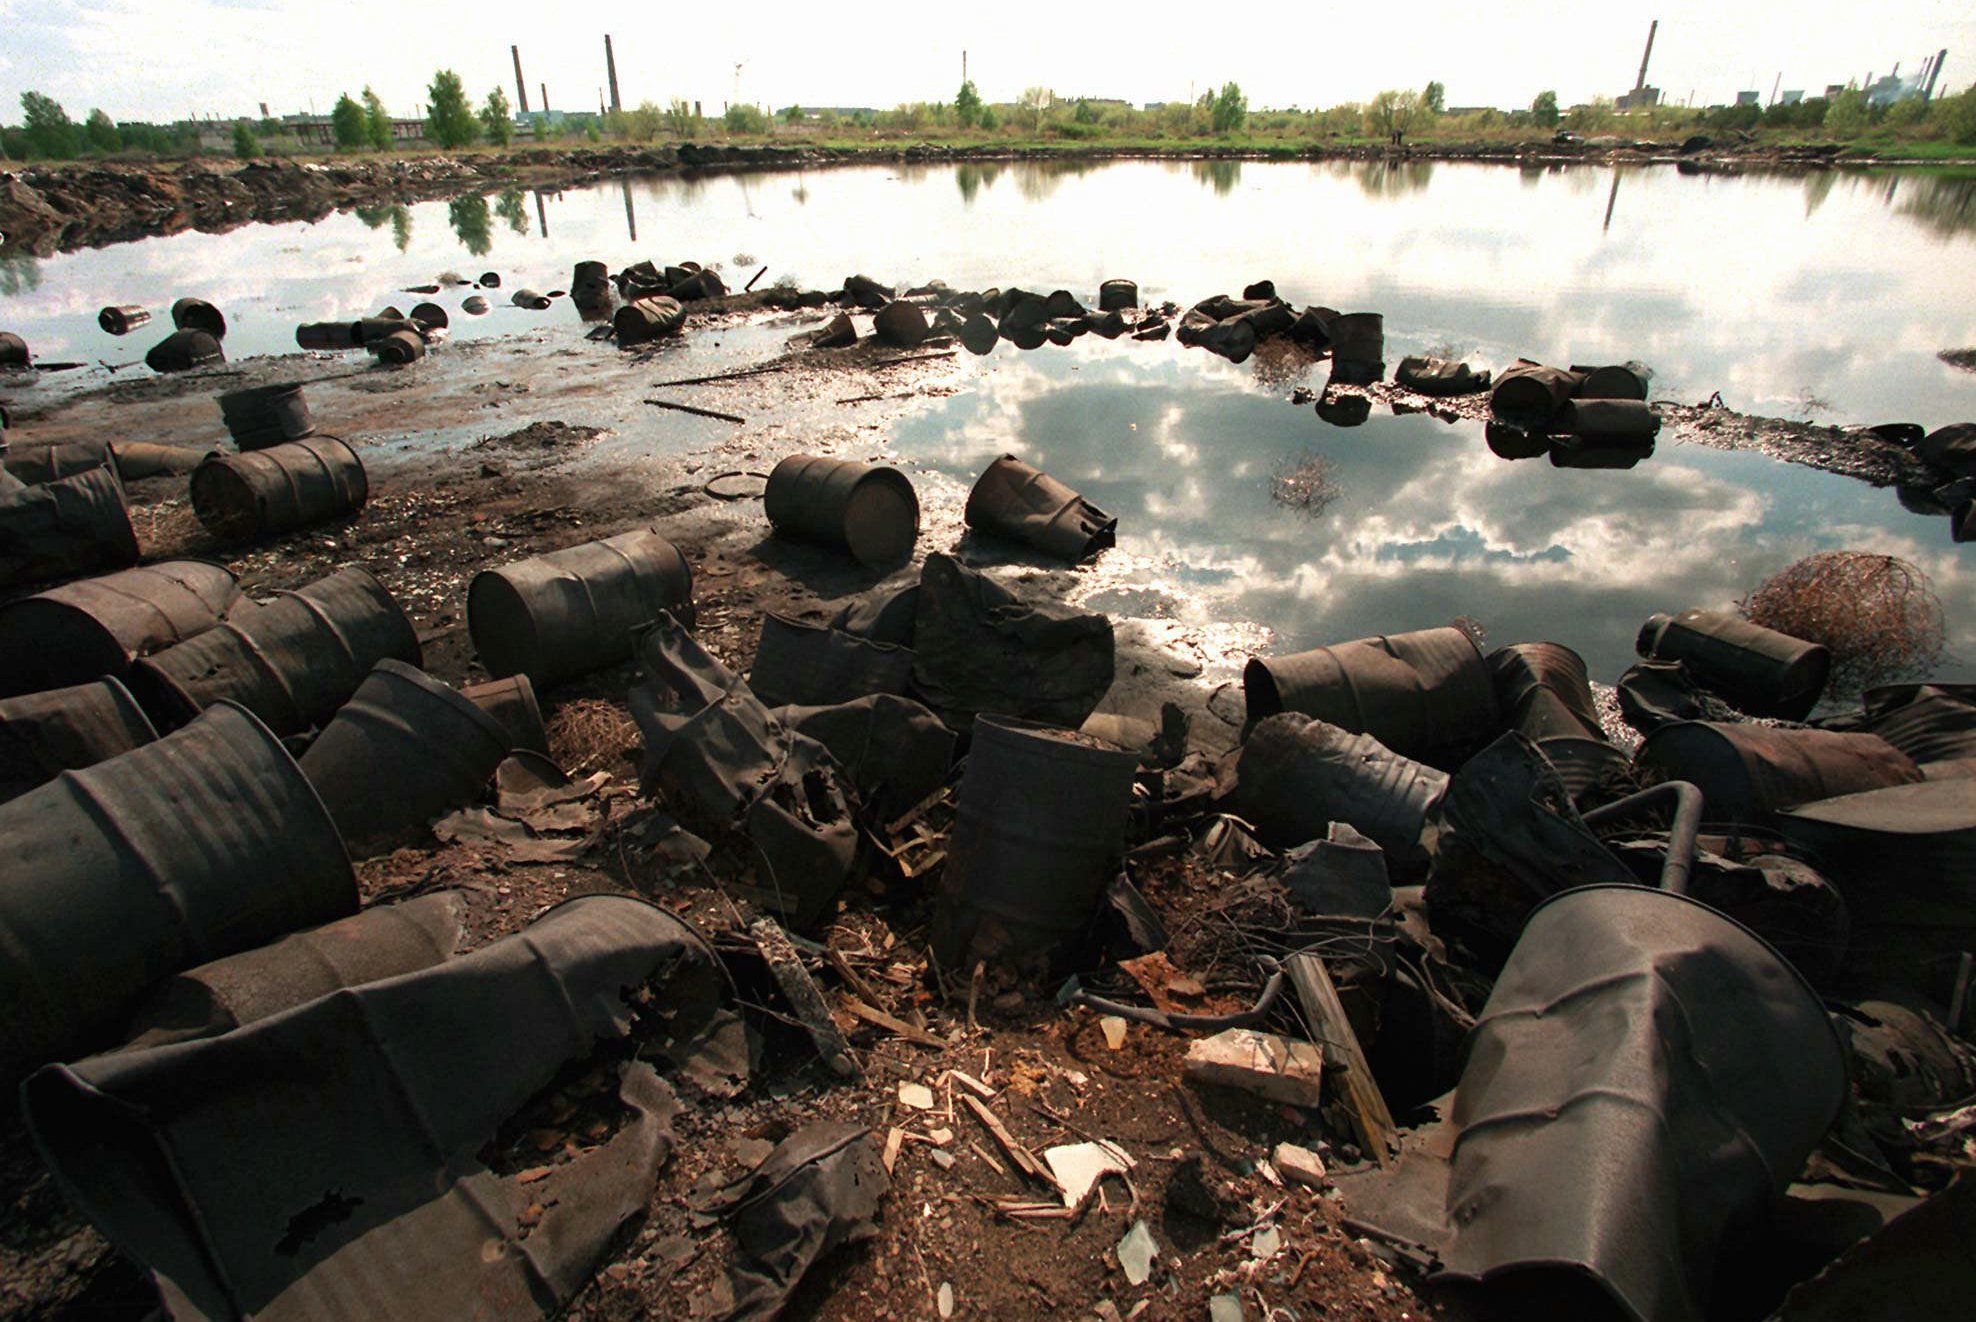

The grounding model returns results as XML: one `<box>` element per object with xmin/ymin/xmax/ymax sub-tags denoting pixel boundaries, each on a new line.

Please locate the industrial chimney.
<box><xmin>1635</xmin><ymin>19</ymin><xmax>1658</xmax><ymax>91</ymax></box>
<box><xmin>604</xmin><ymin>34</ymin><xmax>622</xmax><ymax>114</ymax></box>
<box><xmin>513</xmin><ymin>46</ymin><xmax>530</xmax><ymax>114</ymax></box>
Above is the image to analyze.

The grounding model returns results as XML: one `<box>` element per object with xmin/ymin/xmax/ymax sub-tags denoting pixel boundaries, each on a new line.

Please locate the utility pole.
<box><xmin>963</xmin><ymin>50</ymin><xmax>968</xmax><ymax>84</ymax></box>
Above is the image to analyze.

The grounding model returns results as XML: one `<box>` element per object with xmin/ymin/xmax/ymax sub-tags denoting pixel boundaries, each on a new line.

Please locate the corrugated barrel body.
<box><xmin>0</xmin><ymin>677</ymin><xmax>157</xmax><ymax>804</ymax></box>
<box><xmin>461</xmin><ymin>674</ymin><xmax>550</xmax><ymax>756</ymax></box>
<box><xmin>128</xmin><ymin>566</ymin><xmax>420</xmax><ymax>734</ymax></box>
<box><xmin>0</xmin><ymin>701</ymin><xmax>355</xmax><ymax>1078</ymax></box>
<box><xmin>1637</xmin><ymin>608</ymin><xmax>1830</xmax><ymax>720</ymax></box>
<box><xmin>468</xmin><ymin>527</ymin><xmax>694</xmax><ymax>690</ymax></box>
<box><xmin>0</xmin><ymin>560</ymin><xmax>240</xmax><ymax>697</ymax></box>
<box><xmin>1635</xmin><ymin>722</ymin><xmax>1921</xmax><ymax>826</ymax></box>
<box><xmin>964</xmin><ymin>454</ymin><xmax>1116</xmax><ymax>562</ymax></box>
<box><xmin>1488</xmin><ymin>642</ymin><xmax>1605</xmax><ymax>742</ymax></box>
<box><xmin>1245</xmin><ymin>625</ymin><xmax>1497</xmax><ymax>766</ymax></box>
<box><xmin>0</xmin><ymin>463</ymin><xmax>141</xmax><ymax>590</ymax></box>
<box><xmin>215</xmin><ymin>384</ymin><xmax>315</xmax><ymax>451</ymax></box>
<box><xmin>764</xmin><ymin>455</ymin><xmax>921</xmax><ymax>567</ymax></box>
<box><xmin>300</xmin><ymin>660</ymin><xmax>512</xmax><ymax>851</ymax></box>
<box><xmin>189</xmin><ymin>436</ymin><xmax>368</xmax><ymax>540</ymax></box>
<box><xmin>932</xmin><ymin>715</ymin><xmax>1140</xmax><ymax>969</ymax></box>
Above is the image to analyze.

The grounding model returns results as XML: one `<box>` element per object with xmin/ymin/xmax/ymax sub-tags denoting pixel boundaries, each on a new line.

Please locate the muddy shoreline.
<box><xmin>4</xmin><ymin>135</ymin><xmax>1965</xmax><ymax>257</ymax></box>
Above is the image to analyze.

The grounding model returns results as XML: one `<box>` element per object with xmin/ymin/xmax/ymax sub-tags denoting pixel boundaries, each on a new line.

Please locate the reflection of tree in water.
<box><xmin>353</xmin><ymin>203</ymin><xmax>394</xmax><ymax>229</ymax></box>
<box><xmin>1802</xmin><ymin>169</ymin><xmax>1836</xmax><ymax>218</ymax></box>
<box><xmin>448</xmin><ymin>195</ymin><xmax>493</xmax><ymax>257</ymax></box>
<box><xmin>1192</xmin><ymin>159</ymin><xmax>1241</xmax><ymax>196</ymax></box>
<box><xmin>955</xmin><ymin>162</ymin><xmax>1002</xmax><ymax>204</ymax></box>
<box><xmin>389</xmin><ymin>206</ymin><xmax>412</xmax><ymax>253</ymax></box>
<box><xmin>1012</xmin><ymin>160</ymin><xmax>1093</xmax><ymax>202</ymax></box>
<box><xmin>1354</xmin><ymin>159</ymin><xmax>1433</xmax><ymax>198</ymax></box>
<box><xmin>494</xmin><ymin>188</ymin><xmax>529</xmax><ymax>236</ymax></box>
<box><xmin>1895</xmin><ymin>173</ymin><xmax>1976</xmax><ymax>240</ymax></box>
<box><xmin>0</xmin><ymin>253</ymin><xmax>43</xmax><ymax>297</ymax></box>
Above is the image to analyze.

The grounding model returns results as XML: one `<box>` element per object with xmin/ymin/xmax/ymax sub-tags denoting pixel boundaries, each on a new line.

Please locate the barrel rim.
<box><xmin>363</xmin><ymin>657</ymin><xmax>517</xmax><ymax>749</ymax></box>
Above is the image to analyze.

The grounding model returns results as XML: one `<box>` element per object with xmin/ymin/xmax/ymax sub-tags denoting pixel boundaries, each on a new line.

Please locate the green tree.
<box><xmin>83</xmin><ymin>108</ymin><xmax>120</xmax><ymax>154</ymax></box>
<box><xmin>480</xmin><ymin>87</ymin><xmax>513</xmax><ymax>146</ymax></box>
<box><xmin>1422</xmin><ymin>81</ymin><xmax>1446</xmax><ymax>115</ymax></box>
<box><xmin>1364</xmin><ymin>89</ymin><xmax>1423</xmax><ymax>141</ymax></box>
<box><xmin>664</xmin><ymin>98</ymin><xmax>698</xmax><ymax>139</ymax></box>
<box><xmin>1934</xmin><ymin>84</ymin><xmax>1976</xmax><ymax>145</ymax></box>
<box><xmin>1210</xmin><ymin>81</ymin><xmax>1247</xmax><ymax>133</ymax></box>
<box><xmin>1018</xmin><ymin>87</ymin><xmax>1053</xmax><ymax>132</ymax></box>
<box><xmin>20</xmin><ymin>92</ymin><xmax>78</xmax><ymax>159</ymax></box>
<box><xmin>782</xmin><ymin>104</ymin><xmax>805</xmax><ymax>124</ymax></box>
<box><xmin>1531</xmin><ymin>89</ymin><xmax>1560</xmax><ymax>128</ymax></box>
<box><xmin>362</xmin><ymin>86</ymin><xmax>392</xmax><ymax>150</ymax></box>
<box><xmin>494</xmin><ymin>187</ymin><xmax>528</xmax><ymax>235</ymax></box>
<box><xmin>448</xmin><ymin>194</ymin><xmax>492</xmax><ymax>255</ymax></box>
<box><xmin>724</xmin><ymin>103</ymin><xmax>769</xmax><ymax>134</ymax></box>
<box><xmin>1826</xmin><ymin>85</ymin><xmax>1869</xmax><ymax>137</ymax></box>
<box><xmin>331</xmin><ymin>93</ymin><xmax>366</xmax><ymax>149</ymax></box>
<box><xmin>955</xmin><ymin>79</ymin><xmax>982</xmax><ymax>128</ymax></box>
<box><xmin>232</xmin><ymin>120</ymin><xmax>260</xmax><ymax>159</ymax></box>
<box><xmin>425</xmin><ymin>70</ymin><xmax>478</xmax><ymax>148</ymax></box>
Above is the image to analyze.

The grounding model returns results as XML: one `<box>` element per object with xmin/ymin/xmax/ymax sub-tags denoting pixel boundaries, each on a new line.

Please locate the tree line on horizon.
<box><xmin>5</xmin><ymin>72</ymin><xmax>1975</xmax><ymax>163</ymax></box>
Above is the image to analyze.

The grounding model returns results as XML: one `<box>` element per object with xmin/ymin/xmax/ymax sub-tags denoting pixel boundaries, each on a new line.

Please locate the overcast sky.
<box><xmin>1</xmin><ymin>1</ymin><xmax>1971</xmax><ymax>125</ymax></box>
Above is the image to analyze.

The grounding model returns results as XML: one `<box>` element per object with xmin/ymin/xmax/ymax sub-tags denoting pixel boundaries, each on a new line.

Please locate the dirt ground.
<box><xmin>0</xmin><ymin>297</ymin><xmax>1947</xmax><ymax>1322</ymax></box>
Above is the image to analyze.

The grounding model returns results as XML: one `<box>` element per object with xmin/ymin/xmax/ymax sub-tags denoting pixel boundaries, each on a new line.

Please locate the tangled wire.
<box><xmin>1741</xmin><ymin>551</ymin><xmax>1947</xmax><ymax>699</ymax></box>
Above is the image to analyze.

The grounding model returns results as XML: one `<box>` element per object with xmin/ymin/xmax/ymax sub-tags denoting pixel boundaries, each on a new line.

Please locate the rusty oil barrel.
<box><xmin>371</xmin><ymin>329</ymin><xmax>425</xmax><ymax>364</ymax></box>
<box><xmin>144</xmin><ymin>330</ymin><xmax>224</xmax><ymax>374</ymax></box>
<box><xmin>299</xmin><ymin>660</ymin><xmax>512</xmax><ymax>851</ymax></box>
<box><xmin>97</xmin><ymin>305</ymin><xmax>150</xmax><ymax>336</ymax></box>
<box><xmin>295</xmin><ymin>321</ymin><xmax>362</xmax><ymax>351</ymax></box>
<box><xmin>188</xmin><ymin>436</ymin><xmax>367</xmax><ymax>541</ymax></box>
<box><xmin>128</xmin><ymin>566</ymin><xmax>420</xmax><ymax>735</ymax></box>
<box><xmin>170</xmin><ymin>298</ymin><xmax>226</xmax><ymax>340</ymax></box>
<box><xmin>1488</xmin><ymin>642</ymin><xmax>1605</xmax><ymax>741</ymax></box>
<box><xmin>1637</xmin><ymin>608</ymin><xmax>1830</xmax><ymax>721</ymax></box>
<box><xmin>764</xmin><ymin>455</ymin><xmax>921</xmax><ymax>567</ymax></box>
<box><xmin>1635</xmin><ymin>722</ymin><xmax>1922</xmax><ymax>827</ymax></box>
<box><xmin>1244</xmin><ymin>624</ymin><xmax>1498</xmax><ymax>766</ymax></box>
<box><xmin>0</xmin><ymin>560</ymin><xmax>240</xmax><ymax>697</ymax></box>
<box><xmin>1560</xmin><ymin>397</ymin><xmax>1660</xmax><ymax>441</ymax></box>
<box><xmin>1577</xmin><ymin>362</ymin><xmax>1652</xmax><ymax>401</ymax></box>
<box><xmin>964</xmin><ymin>454</ymin><xmax>1116</xmax><ymax>562</ymax></box>
<box><xmin>1326</xmin><ymin>312</ymin><xmax>1384</xmax><ymax>385</ymax></box>
<box><xmin>215</xmin><ymin>383</ymin><xmax>315</xmax><ymax>451</ymax></box>
<box><xmin>461</xmin><ymin>673</ymin><xmax>550</xmax><ymax>756</ymax></box>
<box><xmin>1490</xmin><ymin>362</ymin><xmax>1585</xmax><ymax>426</ymax></box>
<box><xmin>1098</xmin><ymin>279</ymin><xmax>1138</xmax><ymax>311</ymax></box>
<box><xmin>0</xmin><ymin>677</ymin><xmax>157</xmax><ymax>805</ymax></box>
<box><xmin>932</xmin><ymin>715</ymin><xmax>1141</xmax><ymax>971</ymax></box>
<box><xmin>468</xmin><ymin>527</ymin><xmax>694</xmax><ymax>690</ymax></box>
<box><xmin>0</xmin><ymin>700</ymin><xmax>355</xmax><ymax>1078</ymax></box>
<box><xmin>0</xmin><ymin>333</ymin><xmax>28</xmax><ymax>368</ymax></box>
<box><xmin>0</xmin><ymin>464</ymin><xmax>141</xmax><ymax>590</ymax></box>
<box><xmin>613</xmin><ymin>296</ymin><xmax>686</xmax><ymax>347</ymax></box>
<box><xmin>408</xmin><ymin>302</ymin><xmax>449</xmax><ymax>331</ymax></box>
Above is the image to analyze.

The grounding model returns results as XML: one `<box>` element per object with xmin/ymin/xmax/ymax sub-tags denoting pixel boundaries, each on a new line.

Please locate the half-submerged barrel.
<box><xmin>0</xmin><ymin>701</ymin><xmax>355</xmax><ymax>1077</ymax></box>
<box><xmin>0</xmin><ymin>560</ymin><xmax>240</xmax><ymax>697</ymax></box>
<box><xmin>964</xmin><ymin>454</ymin><xmax>1116</xmax><ymax>562</ymax></box>
<box><xmin>614</xmin><ymin>296</ymin><xmax>685</xmax><ymax>347</ymax></box>
<box><xmin>128</xmin><ymin>566</ymin><xmax>420</xmax><ymax>735</ymax></box>
<box><xmin>468</xmin><ymin>527</ymin><xmax>694</xmax><ymax>690</ymax></box>
<box><xmin>299</xmin><ymin>660</ymin><xmax>512</xmax><ymax>851</ymax></box>
<box><xmin>1637</xmin><ymin>608</ymin><xmax>1830</xmax><ymax>720</ymax></box>
<box><xmin>98</xmin><ymin>305</ymin><xmax>150</xmax><ymax>336</ymax></box>
<box><xmin>170</xmin><ymin>298</ymin><xmax>227</xmax><ymax>340</ymax></box>
<box><xmin>1244</xmin><ymin>624</ymin><xmax>1498</xmax><ymax>767</ymax></box>
<box><xmin>932</xmin><ymin>715</ymin><xmax>1140</xmax><ymax>970</ymax></box>
<box><xmin>215</xmin><ymin>384</ymin><xmax>315</xmax><ymax>451</ymax></box>
<box><xmin>0</xmin><ymin>463</ymin><xmax>141</xmax><ymax>590</ymax></box>
<box><xmin>764</xmin><ymin>455</ymin><xmax>920</xmax><ymax>567</ymax></box>
<box><xmin>144</xmin><ymin>330</ymin><xmax>224</xmax><ymax>374</ymax></box>
<box><xmin>0</xmin><ymin>677</ymin><xmax>157</xmax><ymax>805</ymax></box>
<box><xmin>189</xmin><ymin>436</ymin><xmax>367</xmax><ymax>540</ymax></box>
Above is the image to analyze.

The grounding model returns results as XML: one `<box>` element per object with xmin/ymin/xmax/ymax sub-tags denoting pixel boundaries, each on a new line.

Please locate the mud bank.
<box><xmin>3</xmin><ymin>135</ymin><xmax>1953</xmax><ymax>256</ymax></box>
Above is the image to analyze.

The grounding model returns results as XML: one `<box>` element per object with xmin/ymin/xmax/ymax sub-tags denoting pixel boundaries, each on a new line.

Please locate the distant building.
<box><xmin>1825</xmin><ymin>84</ymin><xmax>1847</xmax><ymax>100</ymax></box>
<box><xmin>1616</xmin><ymin>85</ymin><xmax>1661</xmax><ymax>111</ymax></box>
<box><xmin>1736</xmin><ymin>91</ymin><xmax>1761</xmax><ymax>106</ymax></box>
<box><xmin>274</xmin><ymin>112</ymin><xmax>427</xmax><ymax>147</ymax></box>
<box><xmin>1778</xmin><ymin>90</ymin><xmax>1804</xmax><ymax>105</ymax></box>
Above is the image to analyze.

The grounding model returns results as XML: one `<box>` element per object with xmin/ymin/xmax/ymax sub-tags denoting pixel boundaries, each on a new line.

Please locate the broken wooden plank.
<box><xmin>839</xmin><ymin>995</ymin><xmax>947</xmax><ymax>1050</ymax></box>
<box><xmin>750</xmin><ymin>917</ymin><xmax>857</xmax><ymax>1079</ymax></box>
<box><xmin>644</xmin><ymin>398</ymin><xmax>746</xmax><ymax>423</ymax></box>
<box><xmin>958</xmin><ymin>1094</ymin><xmax>1057</xmax><ymax>1190</ymax></box>
<box><xmin>1284</xmin><ymin>951</ymin><xmax>1396</xmax><ymax>1168</ymax></box>
<box><xmin>945</xmin><ymin>1070</ymin><xmax>997</xmax><ymax>1101</ymax></box>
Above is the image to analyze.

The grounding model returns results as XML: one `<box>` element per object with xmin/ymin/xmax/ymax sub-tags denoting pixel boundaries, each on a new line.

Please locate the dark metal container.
<box><xmin>371</xmin><ymin>329</ymin><xmax>425</xmax><ymax>364</ymax></box>
<box><xmin>964</xmin><ymin>454</ymin><xmax>1116</xmax><ymax>562</ymax></box>
<box><xmin>295</xmin><ymin>320</ymin><xmax>363</xmax><ymax>350</ymax></box>
<box><xmin>468</xmin><ymin>527</ymin><xmax>694</xmax><ymax>690</ymax></box>
<box><xmin>1441</xmin><ymin>884</ymin><xmax>1845</xmax><ymax>1322</ymax></box>
<box><xmin>128</xmin><ymin>566</ymin><xmax>420</xmax><ymax>735</ymax></box>
<box><xmin>1098</xmin><ymin>279</ymin><xmax>1138</xmax><ymax>311</ymax></box>
<box><xmin>1637</xmin><ymin>607</ymin><xmax>1831</xmax><ymax>720</ymax></box>
<box><xmin>1244</xmin><ymin>625</ymin><xmax>1497</xmax><ymax>766</ymax></box>
<box><xmin>613</xmin><ymin>296</ymin><xmax>685</xmax><ymax>346</ymax></box>
<box><xmin>408</xmin><ymin>302</ymin><xmax>448</xmax><ymax>331</ymax></box>
<box><xmin>299</xmin><ymin>660</ymin><xmax>512</xmax><ymax>851</ymax></box>
<box><xmin>0</xmin><ymin>677</ymin><xmax>157</xmax><ymax>804</ymax></box>
<box><xmin>748</xmin><ymin>613</ymin><xmax>914</xmax><ymax>708</ymax></box>
<box><xmin>1560</xmin><ymin>397</ymin><xmax>1660</xmax><ymax>440</ymax></box>
<box><xmin>461</xmin><ymin>674</ymin><xmax>550</xmax><ymax>756</ymax></box>
<box><xmin>188</xmin><ymin>435</ymin><xmax>368</xmax><ymax>540</ymax></box>
<box><xmin>932</xmin><ymin>714</ymin><xmax>1141</xmax><ymax>969</ymax></box>
<box><xmin>1487</xmin><ymin>641</ymin><xmax>1604</xmax><ymax>741</ymax></box>
<box><xmin>1635</xmin><ymin>722</ymin><xmax>1921</xmax><ymax>826</ymax></box>
<box><xmin>3</xmin><ymin>439</ymin><xmax>114</xmax><ymax>485</ymax></box>
<box><xmin>170</xmin><ymin>297</ymin><xmax>226</xmax><ymax>340</ymax></box>
<box><xmin>215</xmin><ymin>383</ymin><xmax>315</xmax><ymax>451</ymax></box>
<box><xmin>0</xmin><ymin>332</ymin><xmax>29</xmax><ymax>367</ymax></box>
<box><xmin>0</xmin><ymin>700</ymin><xmax>355</xmax><ymax>1078</ymax></box>
<box><xmin>0</xmin><ymin>463</ymin><xmax>141</xmax><ymax>590</ymax></box>
<box><xmin>1489</xmin><ymin>362</ymin><xmax>1584</xmax><ymax>425</ymax></box>
<box><xmin>1534</xmin><ymin>735</ymin><xmax>1633</xmax><ymax>803</ymax></box>
<box><xmin>1325</xmin><ymin>311</ymin><xmax>1384</xmax><ymax>384</ymax></box>
<box><xmin>1854</xmin><ymin>683</ymin><xmax>1976</xmax><ymax>765</ymax></box>
<box><xmin>764</xmin><ymin>454</ymin><xmax>921</xmax><ymax>567</ymax></box>
<box><xmin>0</xmin><ymin>560</ymin><xmax>239</xmax><ymax>697</ymax></box>
<box><xmin>1577</xmin><ymin>361</ymin><xmax>1651</xmax><ymax>400</ymax></box>
<box><xmin>97</xmin><ymin>305</ymin><xmax>150</xmax><ymax>336</ymax></box>
<box><xmin>144</xmin><ymin>330</ymin><xmax>224</xmax><ymax>373</ymax></box>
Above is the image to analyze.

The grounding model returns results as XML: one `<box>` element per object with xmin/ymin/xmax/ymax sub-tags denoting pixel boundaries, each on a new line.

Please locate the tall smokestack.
<box><xmin>541</xmin><ymin>83</ymin><xmax>549</xmax><ymax>112</ymax></box>
<box><xmin>513</xmin><ymin>46</ymin><xmax>530</xmax><ymax>114</ymax></box>
<box><xmin>963</xmin><ymin>50</ymin><xmax>968</xmax><ymax>84</ymax></box>
<box><xmin>1635</xmin><ymin>19</ymin><xmax>1658</xmax><ymax>92</ymax></box>
<box><xmin>605</xmin><ymin>34</ymin><xmax>622</xmax><ymax>114</ymax></box>
<box><xmin>1925</xmin><ymin>49</ymin><xmax>1948</xmax><ymax>99</ymax></box>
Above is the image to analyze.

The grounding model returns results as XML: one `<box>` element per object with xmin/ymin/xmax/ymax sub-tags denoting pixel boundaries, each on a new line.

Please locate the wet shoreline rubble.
<box><xmin>1</xmin><ymin>271</ymin><xmax>1974</xmax><ymax>1322</ymax></box>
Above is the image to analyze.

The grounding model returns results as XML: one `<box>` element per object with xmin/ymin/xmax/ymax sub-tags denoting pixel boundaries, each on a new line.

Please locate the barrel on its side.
<box><xmin>614</xmin><ymin>296</ymin><xmax>685</xmax><ymax>347</ymax></box>
<box><xmin>0</xmin><ymin>701</ymin><xmax>355</xmax><ymax>1078</ymax></box>
<box><xmin>461</xmin><ymin>674</ymin><xmax>550</xmax><ymax>756</ymax></box>
<box><xmin>764</xmin><ymin>455</ymin><xmax>920</xmax><ymax>567</ymax></box>
<box><xmin>189</xmin><ymin>436</ymin><xmax>368</xmax><ymax>541</ymax></box>
<box><xmin>1635</xmin><ymin>722</ymin><xmax>1922</xmax><ymax>826</ymax></box>
<box><xmin>98</xmin><ymin>306</ymin><xmax>150</xmax><ymax>336</ymax></box>
<box><xmin>0</xmin><ymin>677</ymin><xmax>157</xmax><ymax>804</ymax></box>
<box><xmin>1490</xmin><ymin>362</ymin><xmax>1585</xmax><ymax>427</ymax></box>
<box><xmin>296</xmin><ymin>321</ymin><xmax>362</xmax><ymax>351</ymax></box>
<box><xmin>0</xmin><ymin>464</ymin><xmax>141</xmax><ymax>590</ymax></box>
<box><xmin>468</xmin><ymin>528</ymin><xmax>694</xmax><ymax>690</ymax></box>
<box><xmin>1488</xmin><ymin>642</ymin><xmax>1605</xmax><ymax>742</ymax></box>
<box><xmin>128</xmin><ymin>566</ymin><xmax>420</xmax><ymax>735</ymax></box>
<box><xmin>0</xmin><ymin>332</ymin><xmax>31</xmax><ymax>367</ymax></box>
<box><xmin>0</xmin><ymin>560</ymin><xmax>240</xmax><ymax>697</ymax></box>
<box><xmin>1637</xmin><ymin>608</ymin><xmax>1830</xmax><ymax>721</ymax></box>
<box><xmin>215</xmin><ymin>384</ymin><xmax>315</xmax><ymax>451</ymax></box>
<box><xmin>932</xmin><ymin>715</ymin><xmax>1141</xmax><ymax>970</ymax></box>
<box><xmin>299</xmin><ymin>661</ymin><xmax>512</xmax><ymax>851</ymax></box>
<box><xmin>964</xmin><ymin>454</ymin><xmax>1116</xmax><ymax>562</ymax></box>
